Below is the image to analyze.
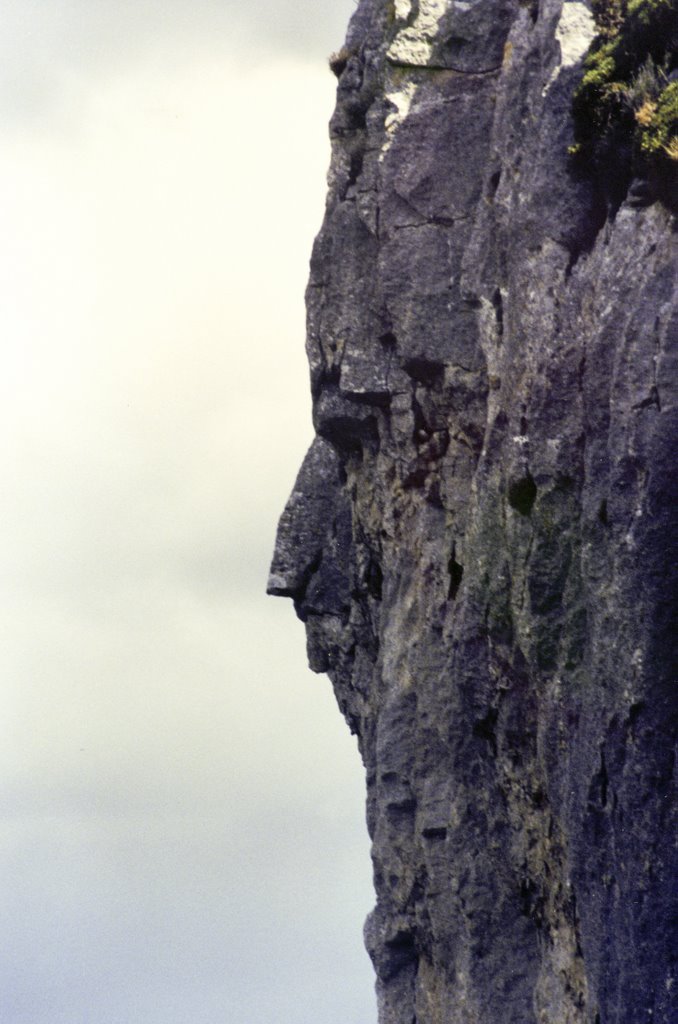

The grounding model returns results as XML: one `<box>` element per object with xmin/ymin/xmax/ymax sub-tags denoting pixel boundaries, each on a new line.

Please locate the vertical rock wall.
<box><xmin>269</xmin><ymin>1</ymin><xmax>678</xmax><ymax>1021</ymax></box>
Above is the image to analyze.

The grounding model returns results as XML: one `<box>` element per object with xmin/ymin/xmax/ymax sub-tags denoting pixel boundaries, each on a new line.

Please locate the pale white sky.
<box><xmin>0</xmin><ymin>2</ymin><xmax>374</xmax><ymax>1021</ymax></box>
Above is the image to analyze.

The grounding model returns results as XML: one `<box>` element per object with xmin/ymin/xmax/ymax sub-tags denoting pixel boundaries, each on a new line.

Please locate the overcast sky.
<box><xmin>0</xmin><ymin>2</ymin><xmax>375</xmax><ymax>1022</ymax></box>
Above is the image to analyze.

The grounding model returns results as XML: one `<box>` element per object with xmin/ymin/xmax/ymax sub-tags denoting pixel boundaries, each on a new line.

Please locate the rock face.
<box><xmin>268</xmin><ymin>2</ymin><xmax>678</xmax><ymax>1021</ymax></box>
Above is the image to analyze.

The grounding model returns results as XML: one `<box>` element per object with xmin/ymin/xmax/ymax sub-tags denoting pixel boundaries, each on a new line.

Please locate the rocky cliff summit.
<box><xmin>269</xmin><ymin>1</ymin><xmax>677</xmax><ymax>1021</ymax></box>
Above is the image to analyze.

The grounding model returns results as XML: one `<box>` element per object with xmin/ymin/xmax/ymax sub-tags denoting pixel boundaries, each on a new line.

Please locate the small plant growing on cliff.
<box><xmin>329</xmin><ymin>46</ymin><xmax>352</xmax><ymax>77</ymax></box>
<box><xmin>590</xmin><ymin>0</ymin><xmax>627</xmax><ymax>37</ymax></box>
<box><xmin>570</xmin><ymin>0</ymin><xmax>678</xmax><ymax>206</ymax></box>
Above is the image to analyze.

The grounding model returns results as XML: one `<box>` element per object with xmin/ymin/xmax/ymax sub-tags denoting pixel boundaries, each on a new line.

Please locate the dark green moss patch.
<box><xmin>508</xmin><ymin>474</ymin><xmax>537</xmax><ymax>516</ymax></box>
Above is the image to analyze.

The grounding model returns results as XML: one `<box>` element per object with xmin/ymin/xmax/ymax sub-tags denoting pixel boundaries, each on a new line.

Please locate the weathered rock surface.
<box><xmin>269</xmin><ymin>1</ymin><xmax>677</xmax><ymax>1021</ymax></box>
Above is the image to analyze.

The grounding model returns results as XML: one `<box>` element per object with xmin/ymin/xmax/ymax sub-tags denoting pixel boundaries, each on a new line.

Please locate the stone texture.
<box><xmin>269</xmin><ymin>1</ymin><xmax>678</xmax><ymax>1021</ymax></box>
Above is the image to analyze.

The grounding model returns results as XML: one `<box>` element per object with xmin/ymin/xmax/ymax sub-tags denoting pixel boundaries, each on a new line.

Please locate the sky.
<box><xmin>0</xmin><ymin>2</ymin><xmax>375</xmax><ymax>1022</ymax></box>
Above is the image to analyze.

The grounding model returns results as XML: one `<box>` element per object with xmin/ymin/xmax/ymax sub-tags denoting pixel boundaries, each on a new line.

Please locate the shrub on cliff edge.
<box><xmin>570</xmin><ymin>0</ymin><xmax>678</xmax><ymax>205</ymax></box>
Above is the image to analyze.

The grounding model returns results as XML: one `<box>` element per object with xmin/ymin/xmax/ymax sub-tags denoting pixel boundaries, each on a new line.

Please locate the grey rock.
<box><xmin>269</xmin><ymin>1</ymin><xmax>678</xmax><ymax>1020</ymax></box>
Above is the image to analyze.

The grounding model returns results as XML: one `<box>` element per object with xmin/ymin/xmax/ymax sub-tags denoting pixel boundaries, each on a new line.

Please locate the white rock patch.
<box><xmin>543</xmin><ymin>0</ymin><xmax>597</xmax><ymax>94</ymax></box>
<box><xmin>382</xmin><ymin>0</ymin><xmax>450</xmax><ymax>159</ymax></box>
<box><xmin>394</xmin><ymin>0</ymin><xmax>413</xmax><ymax>20</ymax></box>
<box><xmin>387</xmin><ymin>0</ymin><xmax>449</xmax><ymax>66</ymax></box>
<box><xmin>381</xmin><ymin>79</ymin><xmax>418</xmax><ymax>158</ymax></box>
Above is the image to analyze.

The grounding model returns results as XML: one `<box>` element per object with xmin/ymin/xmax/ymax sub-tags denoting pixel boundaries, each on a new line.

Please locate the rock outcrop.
<box><xmin>268</xmin><ymin>2</ymin><xmax>677</xmax><ymax>1021</ymax></box>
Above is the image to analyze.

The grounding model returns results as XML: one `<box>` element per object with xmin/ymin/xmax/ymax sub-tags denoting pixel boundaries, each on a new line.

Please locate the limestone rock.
<box><xmin>270</xmin><ymin>1</ymin><xmax>678</xmax><ymax>1021</ymax></box>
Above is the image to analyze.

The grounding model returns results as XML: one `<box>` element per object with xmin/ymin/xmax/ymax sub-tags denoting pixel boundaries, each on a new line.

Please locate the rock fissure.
<box><xmin>385</xmin><ymin>59</ymin><xmax>505</xmax><ymax>74</ymax></box>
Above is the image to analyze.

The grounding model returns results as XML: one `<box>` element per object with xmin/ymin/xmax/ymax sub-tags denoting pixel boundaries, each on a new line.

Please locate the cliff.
<box><xmin>268</xmin><ymin>2</ymin><xmax>678</xmax><ymax>1021</ymax></box>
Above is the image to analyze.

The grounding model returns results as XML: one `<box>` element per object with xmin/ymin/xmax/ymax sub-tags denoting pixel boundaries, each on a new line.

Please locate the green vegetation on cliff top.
<box><xmin>570</xmin><ymin>0</ymin><xmax>678</xmax><ymax>201</ymax></box>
